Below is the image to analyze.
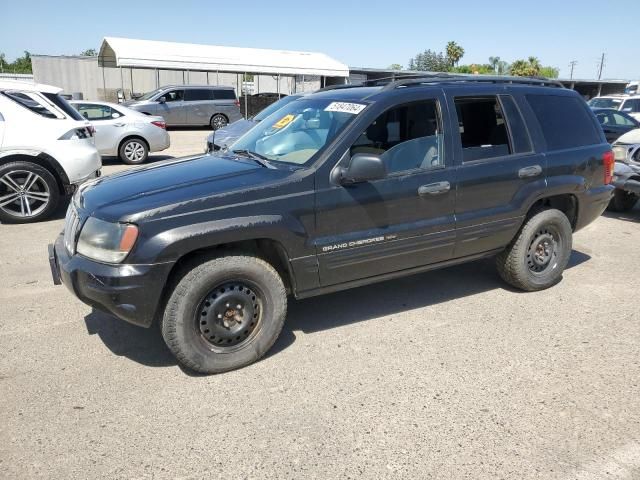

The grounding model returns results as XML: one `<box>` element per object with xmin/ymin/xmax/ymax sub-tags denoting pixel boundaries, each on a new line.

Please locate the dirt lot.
<box><xmin>1</xmin><ymin>129</ymin><xmax>639</xmax><ymax>479</ymax></box>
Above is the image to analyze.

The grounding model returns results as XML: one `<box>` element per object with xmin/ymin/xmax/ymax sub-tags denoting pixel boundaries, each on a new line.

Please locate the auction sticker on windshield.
<box><xmin>324</xmin><ymin>102</ymin><xmax>367</xmax><ymax>115</ymax></box>
<box><xmin>272</xmin><ymin>114</ymin><xmax>295</xmax><ymax>129</ymax></box>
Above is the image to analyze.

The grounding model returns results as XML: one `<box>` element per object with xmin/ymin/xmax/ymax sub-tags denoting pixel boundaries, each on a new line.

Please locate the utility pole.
<box><xmin>596</xmin><ymin>53</ymin><xmax>606</xmax><ymax>80</ymax></box>
<box><xmin>569</xmin><ymin>60</ymin><xmax>578</xmax><ymax>80</ymax></box>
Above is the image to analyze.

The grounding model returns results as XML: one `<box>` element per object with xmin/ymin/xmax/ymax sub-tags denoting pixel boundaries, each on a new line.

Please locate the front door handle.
<box><xmin>113</xmin><ymin>123</ymin><xmax>125</xmax><ymax>127</ymax></box>
<box><xmin>418</xmin><ymin>181</ymin><xmax>451</xmax><ymax>196</ymax></box>
<box><xmin>518</xmin><ymin>165</ymin><xmax>542</xmax><ymax>178</ymax></box>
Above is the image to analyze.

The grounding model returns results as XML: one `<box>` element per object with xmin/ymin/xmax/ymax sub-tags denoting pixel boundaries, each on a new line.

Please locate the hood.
<box><xmin>213</xmin><ymin>119</ymin><xmax>257</xmax><ymax>147</ymax></box>
<box><xmin>615</xmin><ymin>128</ymin><xmax>640</xmax><ymax>145</ymax></box>
<box><xmin>78</xmin><ymin>154</ymin><xmax>291</xmax><ymax>221</ymax></box>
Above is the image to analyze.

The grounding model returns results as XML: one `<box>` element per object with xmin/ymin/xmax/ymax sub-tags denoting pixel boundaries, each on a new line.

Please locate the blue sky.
<box><xmin>2</xmin><ymin>0</ymin><xmax>637</xmax><ymax>80</ymax></box>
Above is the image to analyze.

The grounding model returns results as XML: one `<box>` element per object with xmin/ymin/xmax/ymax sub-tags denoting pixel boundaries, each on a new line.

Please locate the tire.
<box><xmin>607</xmin><ymin>189</ymin><xmax>638</xmax><ymax>212</ymax></box>
<box><xmin>210</xmin><ymin>114</ymin><xmax>228</xmax><ymax>131</ymax></box>
<box><xmin>162</xmin><ymin>254</ymin><xmax>287</xmax><ymax>374</ymax></box>
<box><xmin>496</xmin><ymin>209</ymin><xmax>573</xmax><ymax>291</ymax></box>
<box><xmin>0</xmin><ymin>161</ymin><xmax>60</xmax><ymax>224</ymax></box>
<box><xmin>119</xmin><ymin>138</ymin><xmax>149</xmax><ymax>165</ymax></box>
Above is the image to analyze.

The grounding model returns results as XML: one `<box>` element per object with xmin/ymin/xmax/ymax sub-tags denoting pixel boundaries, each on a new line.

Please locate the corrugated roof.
<box><xmin>98</xmin><ymin>37</ymin><xmax>349</xmax><ymax>77</ymax></box>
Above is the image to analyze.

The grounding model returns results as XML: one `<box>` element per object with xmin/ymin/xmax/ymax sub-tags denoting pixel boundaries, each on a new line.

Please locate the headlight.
<box><xmin>76</xmin><ymin>217</ymin><xmax>139</xmax><ymax>263</ymax></box>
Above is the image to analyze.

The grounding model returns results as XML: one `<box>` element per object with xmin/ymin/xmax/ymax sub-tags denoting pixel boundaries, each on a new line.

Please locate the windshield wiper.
<box><xmin>232</xmin><ymin>149</ymin><xmax>273</xmax><ymax>168</ymax></box>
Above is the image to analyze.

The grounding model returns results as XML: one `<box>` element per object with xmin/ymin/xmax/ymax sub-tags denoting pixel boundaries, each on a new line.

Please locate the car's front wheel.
<box><xmin>0</xmin><ymin>161</ymin><xmax>59</xmax><ymax>224</ymax></box>
<box><xmin>496</xmin><ymin>208</ymin><xmax>573</xmax><ymax>291</ymax></box>
<box><xmin>119</xmin><ymin>138</ymin><xmax>149</xmax><ymax>165</ymax></box>
<box><xmin>162</xmin><ymin>254</ymin><xmax>287</xmax><ymax>374</ymax></box>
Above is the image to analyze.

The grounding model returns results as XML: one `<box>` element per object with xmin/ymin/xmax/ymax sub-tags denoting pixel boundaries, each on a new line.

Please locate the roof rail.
<box><xmin>381</xmin><ymin>73</ymin><xmax>565</xmax><ymax>90</ymax></box>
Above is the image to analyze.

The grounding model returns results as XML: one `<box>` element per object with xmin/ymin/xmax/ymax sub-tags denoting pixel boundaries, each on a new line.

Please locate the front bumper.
<box><xmin>49</xmin><ymin>234</ymin><xmax>174</xmax><ymax>328</ymax></box>
<box><xmin>612</xmin><ymin>161</ymin><xmax>640</xmax><ymax>195</ymax></box>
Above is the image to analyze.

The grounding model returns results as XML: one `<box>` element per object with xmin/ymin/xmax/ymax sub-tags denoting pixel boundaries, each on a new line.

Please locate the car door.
<box><xmin>75</xmin><ymin>103</ymin><xmax>125</xmax><ymax>154</ymax></box>
<box><xmin>449</xmin><ymin>90</ymin><xmax>547</xmax><ymax>258</ymax></box>
<box><xmin>314</xmin><ymin>93</ymin><xmax>457</xmax><ymax>286</ymax></box>
<box><xmin>184</xmin><ymin>88</ymin><xmax>213</xmax><ymax>126</ymax></box>
<box><xmin>157</xmin><ymin>89</ymin><xmax>186</xmax><ymax>125</ymax></box>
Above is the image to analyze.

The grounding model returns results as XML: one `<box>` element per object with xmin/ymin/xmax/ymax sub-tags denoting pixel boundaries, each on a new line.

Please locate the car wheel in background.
<box><xmin>0</xmin><ymin>161</ymin><xmax>60</xmax><ymax>224</ymax></box>
<box><xmin>161</xmin><ymin>254</ymin><xmax>287</xmax><ymax>374</ymax></box>
<box><xmin>210</xmin><ymin>114</ymin><xmax>228</xmax><ymax>131</ymax></box>
<box><xmin>496</xmin><ymin>208</ymin><xmax>573</xmax><ymax>291</ymax></box>
<box><xmin>607</xmin><ymin>189</ymin><xmax>639</xmax><ymax>212</ymax></box>
<box><xmin>119</xmin><ymin>138</ymin><xmax>149</xmax><ymax>165</ymax></box>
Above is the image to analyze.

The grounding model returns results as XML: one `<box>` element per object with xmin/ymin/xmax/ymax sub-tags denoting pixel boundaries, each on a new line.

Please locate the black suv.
<box><xmin>49</xmin><ymin>75</ymin><xmax>614</xmax><ymax>374</ymax></box>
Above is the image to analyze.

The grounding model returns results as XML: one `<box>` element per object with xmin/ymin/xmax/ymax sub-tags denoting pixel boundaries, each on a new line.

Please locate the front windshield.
<box><xmin>589</xmin><ymin>97</ymin><xmax>623</xmax><ymax>109</ymax></box>
<box><xmin>230</xmin><ymin>98</ymin><xmax>366</xmax><ymax>165</ymax></box>
<box><xmin>253</xmin><ymin>95</ymin><xmax>300</xmax><ymax>121</ymax></box>
<box><xmin>137</xmin><ymin>88</ymin><xmax>163</xmax><ymax>101</ymax></box>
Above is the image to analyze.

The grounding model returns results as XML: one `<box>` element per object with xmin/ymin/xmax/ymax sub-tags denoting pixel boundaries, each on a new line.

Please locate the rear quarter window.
<box><xmin>214</xmin><ymin>89</ymin><xmax>236</xmax><ymax>100</ymax></box>
<box><xmin>526</xmin><ymin>94</ymin><xmax>601</xmax><ymax>150</ymax></box>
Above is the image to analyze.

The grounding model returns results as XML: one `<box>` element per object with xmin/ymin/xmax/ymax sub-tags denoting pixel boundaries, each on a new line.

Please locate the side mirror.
<box><xmin>111</xmin><ymin>112</ymin><xmax>121</xmax><ymax>119</ymax></box>
<box><xmin>337</xmin><ymin>153</ymin><xmax>386</xmax><ymax>184</ymax></box>
<box><xmin>158</xmin><ymin>96</ymin><xmax>166</xmax><ymax>104</ymax></box>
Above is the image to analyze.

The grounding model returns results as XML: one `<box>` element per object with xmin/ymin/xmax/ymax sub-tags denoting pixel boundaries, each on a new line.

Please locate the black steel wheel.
<box><xmin>162</xmin><ymin>254</ymin><xmax>287</xmax><ymax>374</ymax></box>
<box><xmin>496</xmin><ymin>208</ymin><xmax>572</xmax><ymax>291</ymax></box>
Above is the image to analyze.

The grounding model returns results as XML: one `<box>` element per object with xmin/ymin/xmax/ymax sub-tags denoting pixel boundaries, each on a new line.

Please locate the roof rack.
<box><xmin>380</xmin><ymin>73</ymin><xmax>565</xmax><ymax>90</ymax></box>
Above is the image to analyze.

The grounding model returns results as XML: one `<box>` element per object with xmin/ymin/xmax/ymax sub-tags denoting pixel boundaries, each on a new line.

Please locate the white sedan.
<box><xmin>71</xmin><ymin>101</ymin><xmax>170</xmax><ymax>164</ymax></box>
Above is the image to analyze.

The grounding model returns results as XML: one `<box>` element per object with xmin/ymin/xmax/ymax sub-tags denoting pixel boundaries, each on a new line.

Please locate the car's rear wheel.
<box><xmin>496</xmin><ymin>208</ymin><xmax>573</xmax><ymax>291</ymax></box>
<box><xmin>607</xmin><ymin>189</ymin><xmax>638</xmax><ymax>212</ymax></box>
<box><xmin>162</xmin><ymin>254</ymin><xmax>287</xmax><ymax>374</ymax></box>
<box><xmin>210</xmin><ymin>114</ymin><xmax>228</xmax><ymax>131</ymax></box>
<box><xmin>0</xmin><ymin>161</ymin><xmax>59</xmax><ymax>224</ymax></box>
<box><xmin>119</xmin><ymin>138</ymin><xmax>149</xmax><ymax>165</ymax></box>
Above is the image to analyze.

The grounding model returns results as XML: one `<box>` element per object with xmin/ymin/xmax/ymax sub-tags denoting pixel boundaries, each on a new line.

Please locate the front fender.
<box><xmin>131</xmin><ymin>214</ymin><xmax>309</xmax><ymax>264</ymax></box>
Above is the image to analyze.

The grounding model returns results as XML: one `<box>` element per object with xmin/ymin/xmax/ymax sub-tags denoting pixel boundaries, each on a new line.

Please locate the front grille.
<box><xmin>63</xmin><ymin>205</ymin><xmax>80</xmax><ymax>254</ymax></box>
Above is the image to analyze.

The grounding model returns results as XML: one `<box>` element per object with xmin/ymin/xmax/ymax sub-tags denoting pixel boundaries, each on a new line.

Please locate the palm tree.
<box><xmin>0</xmin><ymin>53</ymin><xmax>5</xmax><ymax>73</ymax></box>
<box><xmin>489</xmin><ymin>56</ymin><xmax>500</xmax><ymax>74</ymax></box>
<box><xmin>446</xmin><ymin>41</ymin><xmax>465</xmax><ymax>68</ymax></box>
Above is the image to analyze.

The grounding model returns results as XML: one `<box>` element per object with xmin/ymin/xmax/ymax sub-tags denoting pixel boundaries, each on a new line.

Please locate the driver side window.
<box><xmin>163</xmin><ymin>90</ymin><xmax>184</xmax><ymax>102</ymax></box>
<box><xmin>350</xmin><ymin>100</ymin><xmax>443</xmax><ymax>174</ymax></box>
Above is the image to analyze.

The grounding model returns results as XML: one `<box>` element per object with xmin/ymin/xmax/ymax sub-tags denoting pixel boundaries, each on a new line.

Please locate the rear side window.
<box><xmin>526</xmin><ymin>94</ymin><xmax>600</xmax><ymax>150</ymax></box>
<box><xmin>184</xmin><ymin>89</ymin><xmax>214</xmax><ymax>101</ymax></box>
<box><xmin>76</xmin><ymin>104</ymin><xmax>114</xmax><ymax>121</ymax></box>
<box><xmin>499</xmin><ymin>95</ymin><xmax>532</xmax><ymax>154</ymax></box>
<box><xmin>3</xmin><ymin>91</ymin><xmax>61</xmax><ymax>119</ymax></box>
<box><xmin>214</xmin><ymin>89</ymin><xmax>236</xmax><ymax>100</ymax></box>
<box><xmin>621</xmin><ymin>99</ymin><xmax>640</xmax><ymax>113</ymax></box>
<box><xmin>455</xmin><ymin>96</ymin><xmax>511</xmax><ymax>161</ymax></box>
<box><xmin>42</xmin><ymin>93</ymin><xmax>85</xmax><ymax>121</ymax></box>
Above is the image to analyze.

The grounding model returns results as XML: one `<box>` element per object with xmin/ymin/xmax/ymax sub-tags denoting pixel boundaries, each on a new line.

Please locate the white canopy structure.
<box><xmin>98</xmin><ymin>37</ymin><xmax>349</xmax><ymax>78</ymax></box>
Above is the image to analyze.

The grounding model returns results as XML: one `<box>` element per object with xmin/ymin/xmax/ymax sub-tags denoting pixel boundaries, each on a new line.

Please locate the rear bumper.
<box><xmin>575</xmin><ymin>185</ymin><xmax>615</xmax><ymax>231</ymax></box>
<box><xmin>147</xmin><ymin>129</ymin><xmax>171</xmax><ymax>153</ymax></box>
<box><xmin>49</xmin><ymin>234</ymin><xmax>174</xmax><ymax>327</ymax></box>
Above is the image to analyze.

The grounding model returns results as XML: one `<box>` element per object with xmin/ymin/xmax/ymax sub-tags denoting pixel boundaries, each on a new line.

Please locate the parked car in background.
<box><xmin>71</xmin><ymin>101</ymin><xmax>170</xmax><ymax>165</ymax></box>
<box><xmin>205</xmin><ymin>94</ymin><xmax>304</xmax><ymax>152</ymax></box>
<box><xmin>610</xmin><ymin>129</ymin><xmax>640</xmax><ymax>211</ymax></box>
<box><xmin>588</xmin><ymin>95</ymin><xmax>640</xmax><ymax>121</ymax></box>
<box><xmin>124</xmin><ymin>85</ymin><xmax>242</xmax><ymax>129</ymax></box>
<box><xmin>50</xmin><ymin>76</ymin><xmax>614</xmax><ymax>374</ymax></box>
<box><xmin>592</xmin><ymin>108</ymin><xmax>639</xmax><ymax>143</ymax></box>
<box><xmin>0</xmin><ymin>81</ymin><xmax>101</xmax><ymax>223</ymax></box>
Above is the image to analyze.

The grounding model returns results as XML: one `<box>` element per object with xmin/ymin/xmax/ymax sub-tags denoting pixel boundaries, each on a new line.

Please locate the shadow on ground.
<box><xmin>85</xmin><ymin>250</ymin><xmax>591</xmax><ymax>370</ymax></box>
<box><xmin>602</xmin><ymin>205</ymin><xmax>640</xmax><ymax>223</ymax></box>
<box><xmin>100</xmin><ymin>155</ymin><xmax>174</xmax><ymax>166</ymax></box>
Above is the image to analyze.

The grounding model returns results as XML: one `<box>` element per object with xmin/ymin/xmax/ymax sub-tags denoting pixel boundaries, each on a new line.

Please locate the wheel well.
<box><xmin>118</xmin><ymin>135</ymin><xmax>149</xmax><ymax>154</ymax></box>
<box><xmin>0</xmin><ymin>153</ymin><xmax>68</xmax><ymax>194</ymax></box>
<box><xmin>528</xmin><ymin>194</ymin><xmax>578</xmax><ymax>230</ymax></box>
<box><xmin>160</xmin><ymin>239</ymin><xmax>294</xmax><ymax>314</ymax></box>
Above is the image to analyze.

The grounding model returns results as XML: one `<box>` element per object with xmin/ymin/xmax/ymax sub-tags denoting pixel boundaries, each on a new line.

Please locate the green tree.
<box><xmin>8</xmin><ymin>51</ymin><xmax>32</xmax><ymax>74</ymax></box>
<box><xmin>80</xmin><ymin>48</ymin><xmax>97</xmax><ymax>56</ymax></box>
<box><xmin>0</xmin><ymin>52</ymin><xmax>5</xmax><ymax>73</ymax></box>
<box><xmin>539</xmin><ymin>66</ymin><xmax>559</xmax><ymax>78</ymax></box>
<box><xmin>408</xmin><ymin>49</ymin><xmax>450</xmax><ymax>72</ymax></box>
<box><xmin>510</xmin><ymin>56</ymin><xmax>542</xmax><ymax>77</ymax></box>
<box><xmin>445</xmin><ymin>41</ymin><xmax>465</xmax><ymax>67</ymax></box>
<box><xmin>388</xmin><ymin>63</ymin><xmax>403</xmax><ymax>70</ymax></box>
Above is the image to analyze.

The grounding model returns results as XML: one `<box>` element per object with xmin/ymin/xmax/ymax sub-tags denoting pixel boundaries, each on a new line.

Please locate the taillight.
<box><xmin>603</xmin><ymin>149</ymin><xmax>614</xmax><ymax>185</ymax></box>
<box><xmin>151</xmin><ymin>120</ymin><xmax>166</xmax><ymax>130</ymax></box>
<box><xmin>234</xmin><ymin>99</ymin><xmax>240</xmax><ymax>107</ymax></box>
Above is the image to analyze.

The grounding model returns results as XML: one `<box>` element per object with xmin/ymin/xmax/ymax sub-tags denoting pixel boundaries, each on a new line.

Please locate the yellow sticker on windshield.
<box><xmin>273</xmin><ymin>114</ymin><xmax>295</xmax><ymax>129</ymax></box>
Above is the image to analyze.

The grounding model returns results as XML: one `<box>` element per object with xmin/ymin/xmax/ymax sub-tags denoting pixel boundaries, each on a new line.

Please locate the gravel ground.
<box><xmin>1</xmin><ymin>130</ymin><xmax>639</xmax><ymax>479</ymax></box>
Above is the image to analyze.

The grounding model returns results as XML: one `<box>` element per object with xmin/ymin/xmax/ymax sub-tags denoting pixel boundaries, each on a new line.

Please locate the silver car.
<box><xmin>124</xmin><ymin>85</ymin><xmax>242</xmax><ymax>129</ymax></box>
<box><xmin>71</xmin><ymin>101</ymin><xmax>170</xmax><ymax>165</ymax></box>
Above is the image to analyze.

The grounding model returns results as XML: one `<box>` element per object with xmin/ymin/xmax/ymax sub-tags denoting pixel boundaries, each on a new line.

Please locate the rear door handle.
<box><xmin>113</xmin><ymin>123</ymin><xmax>125</xmax><ymax>127</ymax></box>
<box><xmin>518</xmin><ymin>165</ymin><xmax>542</xmax><ymax>178</ymax></box>
<box><xmin>418</xmin><ymin>181</ymin><xmax>451</xmax><ymax>196</ymax></box>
